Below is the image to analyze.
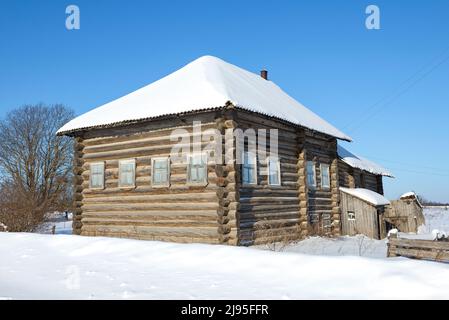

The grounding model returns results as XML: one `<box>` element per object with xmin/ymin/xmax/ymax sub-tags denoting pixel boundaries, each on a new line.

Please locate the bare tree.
<box><xmin>0</xmin><ymin>104</ymin><xmax>74</xmax><ymax>232</ymax></box>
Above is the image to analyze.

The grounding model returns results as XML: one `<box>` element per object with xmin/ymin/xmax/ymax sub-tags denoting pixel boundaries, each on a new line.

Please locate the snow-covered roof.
<box><xmin>338</xmin><ymin>145</ymin><xmax>394</xmax><ymax>177</ymax></box>
<box><xmin>400</xmin><ymin>191</ymin><xmax>423</xmax><ymax>208</ymax></box>
<box><xmin>340</xmin><ymin>187</ymin><xmax>391</xmax><ymax>206</ymax></box>
<box><xmin>400</xmin><ymin>192</ymin><xmax>416</xmax><ymax>199</ymax></box>
<box><xmin>57</xmin><ymin>56</ymin><xmax>351</xmax><ymax>141</ymax></box>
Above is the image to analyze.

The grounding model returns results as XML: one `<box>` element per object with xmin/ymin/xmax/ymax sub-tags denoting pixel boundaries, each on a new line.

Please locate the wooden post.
<box><xmin>330</xmin><ymin>140</ymin><xmax>341</xmax><ymax>237</ymax></box>
<box><xmin>73</xmin><ymin>136</ymin><xmax>84</xmax><ymax>235</ymax></box>
<box><xmin>387</xmin><ymin>232</ymin><xmax>398</xmax><ymax>257</ymax></box>
<box><xmin>52</xmin><ymin>225</ymin><xmax>56</xmax><ymax>235</ymax></box>
<box><xmin>296</xmin><ymin>128</ymin><xmax>309</xmax><ymax>239</ymax></box>
<box><xmin>216</xmin><ymin>108</ymin><xmax>240</xmax><ymax>245</ymax></box>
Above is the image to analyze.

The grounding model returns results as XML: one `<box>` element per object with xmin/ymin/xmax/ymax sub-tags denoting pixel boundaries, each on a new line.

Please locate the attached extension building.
<box><xmin>58</xmin><ymin>56</ymin><xmax>394</xmax><ymax>245</ymax></box>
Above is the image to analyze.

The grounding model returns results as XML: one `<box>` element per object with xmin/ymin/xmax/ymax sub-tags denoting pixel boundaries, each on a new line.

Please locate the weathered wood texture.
<box><xmin>387</xmin><ymin>233</ymin><xmax>449</xmax><ymax>263</ymax></box>
<box><xmin>234</xmin><ymin>111</ymin><xmax>303</xmax><ymax>245</ymax></box>
<box><xmin>75</xmin><ymin>113</ymin><xmax>224</xmax><ymax>244</ymax></box>
<box><xmin>338</xmin><ymin>161</ymin><xmax>384</xmax><ymax>194</ymax></box>
<box><xmin>384</xmin><ymin>199</ymin><xmax>425</xmax><ymax>233</ymax></box>
<box><xmin>73</xmin><ymin>109</ymin><xmax>343</xmax><ymax>245</ymax></box>
<box><xmin>340</xmin><ymin>190</ymin><xmax>383</xmax><ymax>239</ymax></box>
<box><xmin>305</xmin><ymin>131</ymin><xmax>339</xmax><ymax>237</ymax></box>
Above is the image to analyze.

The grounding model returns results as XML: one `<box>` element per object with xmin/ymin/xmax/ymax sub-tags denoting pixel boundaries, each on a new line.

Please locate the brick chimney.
<box><xmin>260</xmin><ymin>69</ymin><xmax>268</xmax><ymax>80</ymax></box>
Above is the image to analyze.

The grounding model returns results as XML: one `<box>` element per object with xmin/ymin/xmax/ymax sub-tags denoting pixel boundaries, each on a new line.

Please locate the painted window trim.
<box><xmin>187</xmin><ymin>152</ymin><xmax>208</xmax><ymax>186</ymax></box>
<box><xmin>242</xmin><ymin>151</ymin><xmax>258</xmax><ymax>186</ymax></box>
<box><xmin>118</xmin><ymin>159</ymin><xmax>136</xmax><ymax>188</ymax></box>
<box><xmin>320</xmin><ymin>163</ymin><xmax>331</xmax><ymax>190</ymax></box>
<box><xmin>267</xmin><ymin>156</ymin><xmax>281</xmax><ymax>186</ymax></box>
<box><xmin>89</xmin><ymin>161</ymin><xmax>105</xmax><ymax>190</ymax></box>
<box><xmin>151</xmin><ymin>157</ymin><xmax>171</xmax><ymax>188</ymax></box>
<box><xmin>306</xmin><ymin>160</ymin><xmax>317</xmax><ymax>189</ymax></box>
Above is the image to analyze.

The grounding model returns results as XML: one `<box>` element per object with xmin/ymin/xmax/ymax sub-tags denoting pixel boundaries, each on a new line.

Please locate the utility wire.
<box><xmin>342</xmin><ymin>44</ymin><xmax>449</xmax><ymax>133</ymax></box>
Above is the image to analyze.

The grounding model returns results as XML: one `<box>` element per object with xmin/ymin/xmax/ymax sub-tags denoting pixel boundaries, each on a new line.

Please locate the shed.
<box><xmin>384</xmin><ymin>192</ymin><xmax>425</xmax><ymax>233</ymax></box>
<box><xmin>340</xmin><ymin>187</ymin><xmax>391</xmax><ymax>239</ymax></box>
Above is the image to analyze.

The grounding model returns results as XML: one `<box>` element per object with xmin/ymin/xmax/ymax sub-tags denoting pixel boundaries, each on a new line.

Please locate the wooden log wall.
<box><xmin>296</xmin><ymin>129</ymin><xmax>309</xmax><ymax>239</ymax></box>
<box><xmin>72</xmin><ymin>108</ymin><xmax>345</xmax><ymax>245</ymax></box>
<box><xmin>338</xmin><ymin>161</ymin><xmax>384</xmax><ymax>194</ymax></box>
<box><xmin>73</xmin><ymin>113</ymin><xmax>224</xmax><ymax>244</ymax></box>
<box><xmin>234</xmin><ymin>111</ymin><xmax>302</xmax><ymax>245</ymax></box>
<box><xmin>304</xmin><ymin>131</ymin><xmax>339</xmax><ymax>237</ymax></box>
<box><xmin>215</xmin><ymin>111</ymin><xmax>240</xmax><ymax>245</ymax></box>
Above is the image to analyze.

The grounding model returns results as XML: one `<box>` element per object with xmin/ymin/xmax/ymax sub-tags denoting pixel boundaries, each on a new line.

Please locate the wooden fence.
<box><xmin>387</xmin><ymin>233</ymin><xmax>449</xmax><ymax>263</ymax></box>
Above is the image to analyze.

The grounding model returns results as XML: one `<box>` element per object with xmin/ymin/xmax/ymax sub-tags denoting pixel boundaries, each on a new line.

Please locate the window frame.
<box><xmin>320</xmin><ymin>163</ymin><xmax>331</xmax><ymax>190</ymax></box>
<box><xmin>151</xmin><ymin>157</ymin><xmax>170</xmax><ymax>188</ymax></box>
<box><xmin>306</xmin><ymin>160</ymin><xmax>317</xmax><ymax>189</ymax></box>
<box><xmin>348</xmin><ymin>211</ymin><xmax>356</xmax><ymax>221</ymax></box>
<box><xmin>267</xmin><ymin>156</ymin><xmax>281</xmax><ymax>186</ymax></box>
<box><xmin>242</xmin><ymin>151</ymin><xmax>258</xmax><ymax>186</ymax></box>
<box><xmin>118</xmin><ymin>159</ymin><xmax>136</xmax><ymax>188</ymax></box>
<box><xmin>187</xmin><ymin>152</ymin><xmax>208</xmax><ymax>186</ymax></box>
<box><xmin>89</xmin><ymin>162</ymin><xmax>105</xmax><ymax>190</ymax></box>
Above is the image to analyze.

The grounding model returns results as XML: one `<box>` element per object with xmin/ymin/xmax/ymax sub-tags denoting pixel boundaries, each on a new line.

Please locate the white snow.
<box><xmin>1</xmin><ymin>207</ymin><xmax>447</xmax><ymax>299</ymax></box>
<box><xmin>57</xmin><ymin>56</ymin><xmax>351</xmax><ymax>141</ymax></box>
<box><xmin>1</xmin><ymin>232</ymin><xmax>449</xmax><ymax>299</ymax></box>
<box><xmin>282</xmin><ymin>235</ymin><xmax>388</xmax><ymax>258</ymax></box>
<box><xmin>340</xmin><ymin>187</ymin><xmax>391</xmax><ymax>206</ymax></box>
<box><xmin>400</xmin><ymin>191</ymin><xmax>417</xmax><ymax>199</ymax></box>
<box><xmin>419</xmin><ymin>206</ymin><xmax>449</xmax><ymax>234</ymax></box>
<box><xmin>338</xmin><ymin>145</ymin><xmax>394</xmax><ymax>177</ymax></box>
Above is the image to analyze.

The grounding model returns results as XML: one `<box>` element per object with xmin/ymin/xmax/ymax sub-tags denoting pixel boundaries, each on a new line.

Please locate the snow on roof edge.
<box><xmin>338</xmin><ymin>145</ymin><xmax>394</xmax><ymax>177</ymax></box>
<box><xmin>340</xmin><ymin>187</ymin><xmax>391</xmax><ymax>206</ymax></box>
<box><xmin>58</xmin><ymin>104</ymin><xmax>353</xmax><ymax>141</ymax></box>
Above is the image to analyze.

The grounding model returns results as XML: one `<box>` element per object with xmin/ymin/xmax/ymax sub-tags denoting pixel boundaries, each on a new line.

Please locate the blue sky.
<box><xmin>0</xmin><ymin>0</ymin><xmax>448</xmax><ymax>202</ymax></box>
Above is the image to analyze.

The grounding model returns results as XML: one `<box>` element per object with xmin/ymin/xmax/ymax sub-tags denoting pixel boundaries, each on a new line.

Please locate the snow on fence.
<box><xmin>387</xmin><ymin>233</ymin><xmax>449</xmax><ymax>263</ymax></box>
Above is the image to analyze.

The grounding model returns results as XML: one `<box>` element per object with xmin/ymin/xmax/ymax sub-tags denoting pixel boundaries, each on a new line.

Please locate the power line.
<box><xmin>384</xmin><ymin>166</ymin><xmax>449</xmax><ymax>177</ymax></box>
<box><xmin>342</xmin><ymin>44</ymin><xmax>449</xmax><ymax>133</ymax></box>
<box><xmin>361</xmin><ymin>154</ymin><xmax>449</xmax><ymax>173</ymax></box>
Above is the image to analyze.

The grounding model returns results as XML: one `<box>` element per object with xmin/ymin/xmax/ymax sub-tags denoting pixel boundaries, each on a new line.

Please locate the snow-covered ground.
<box><xmin>35</xmin><ymin>212</ymin><xmax>72</xmax><ymax>235</ymax></box>
<box><xmin>419</xmin><ymin>206</ymin><xmax>449</xmax><ymax>234</ymax></box>
<box><xmin>0</xmin><ymin>207</ymin><xmax>447</xmax><ymax>300</ymax></box>
<box><xmin>0</xmin><ymin>232</ymin><xmax>448</xmax><ymax>300</ymax></box>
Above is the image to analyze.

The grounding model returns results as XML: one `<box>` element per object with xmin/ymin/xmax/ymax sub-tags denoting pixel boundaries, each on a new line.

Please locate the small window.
<box><xmin>90</xmin><ymin>162</ymin><xmax>104</xmax><ymax>189</ymax></box>
<box><xmin>152</xmin><ymin>157</ymin><xmax>170</xmax><ymax>187</ymax></box>
<box><xmin>242</xmin><ymin>151</ymin><xmax>257</xmax><ymax>185</ymax></box>
<box><xmin>119</xmin><ymin>159</ymin><xmax>136</xmax><ymax>188</ymax></box>
<box><xmin>306</xmin><ymin>161</ymin><xmax>316</xmax><ymax>188</ymax></box>
<box><xmin>320</xmin><ymin>164</ymin><xmax>330</xmax><ymax>190</ymax></box>
<box><xmin>268</xmin><ymin>156</ymin><xmax>281</xmax><ymax>186</ymax></box>
<box><xmin>188</xmin><ymin>153</ymin><xmax>208</xmax><ymax>184</ymax></box>
<box><xmin>360</xmin><ymin>173</ymin><xmax>366</xmax><ymax>188</ymax></box>
<box><xmin>348</xmin><ymin>211</ymin><xmax>356</xmax><ymax>221</ymax></box>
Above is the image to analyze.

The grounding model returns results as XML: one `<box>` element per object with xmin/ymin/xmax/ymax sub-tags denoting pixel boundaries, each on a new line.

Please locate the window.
<box><xmin>90</xmin><ymin>162</ymin><xmax>104</xmax><ymax>189</ymax></box>
<box><xmin>360</xmin><ymin>173</ymin><xmax>366</xmax><ymax>188</ymax></box>
<box><xmin>119</xmin><ymin>159</ymin><xmax>136</xmax><ymax>188</ymax></box>
<box><xmin>320</xmin><ymin>164</ymin><xmax>330</xmax><ymax>190</ymax></box>
<box><xmin>188</xmin><ymin>153</ymin><xmax>207</xmax><ymax>184</ymax></box>
<box><xmin>306</xmin><ymin>161</ymin><xmax>316</xmax><ymax>188</ymax></box>
<box><xmin>152</xmin><ymin>157</ymin><xmax>170</xmax><ymax>187</ymax></box>
<box><xmin>348</xmin><ymin>211</ymin><xmax>356</xmax><ymax>221</ymax></box>
<box><xmin>242</xmin><ymin>151</ymin><xmax>257</xmax><ymax>185</ymax></box>
<box><xmin>268</xmin><ymin>156</ymin><xmax>281</xmax><ymax>186</ymax></box>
